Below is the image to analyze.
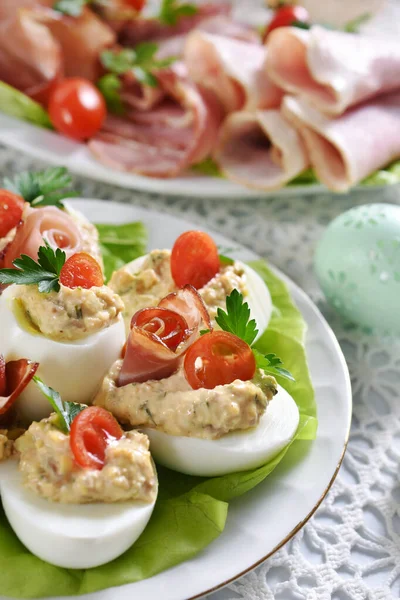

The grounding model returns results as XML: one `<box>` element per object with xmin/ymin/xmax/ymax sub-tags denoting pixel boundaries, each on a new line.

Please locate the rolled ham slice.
<box><xmin>89</xmin><ymin>67</ymin><xmax>223</xmax><ymax>177</ymax></box>
<box><xmin>266</xmin><ymin>26</ymin><xmax>400</xmax><ymax>116</ymax></box>
<box><xmin>0</xmin><ymin>358</ymin><xmax>39</xmax><ymax>417</ymax></box>
<box><xmin>213</xmin><ymin>110</ymin><xmax>309</xmax><ymax>190</ymax></box>
<box><xmin>185</xmin><ymin>32</ymin><xmax>283</xmax><ymax>113</ymax></box>
<box><xmin>282</xmin><ymin>93</ymin><xmax>400</xmax><ymax>192</ymax></box>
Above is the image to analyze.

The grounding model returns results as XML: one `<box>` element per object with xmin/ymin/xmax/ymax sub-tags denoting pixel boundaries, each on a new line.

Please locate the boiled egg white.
<box><xmin>0</xmin><ymin>285</ymin><xmax>125</xmax><ymax>423</ymax></box>
<box><xmin>0</xmin><ymin>459</ymin><xmax>157</xmax><ymax>569</ymax></box>
<box><xmin>142</xmin><ymin>385</ymin><xmax>299</xmax><ymax>477</ymax></box>
<box><xmin>125</xmin><ymin>255</ymin><xmax>272</xmax><ymax>340</ymax></box>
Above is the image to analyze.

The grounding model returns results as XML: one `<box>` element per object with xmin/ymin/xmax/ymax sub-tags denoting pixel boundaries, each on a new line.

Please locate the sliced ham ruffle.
<box><xmin>266</xmin><ymin>26</ymin><xmax>400</xmax><ymax>116</ymax></box>
<box><xmin>118</xmin><ymin>286</ymin><xmax>211</xmax><ymax>386</ymax></box>
<box><xmin>89</xmin><ymin>66</ymin><xmax>223</xmax><ymax>177</ymax></box>
<box><xmin>213</xmin><ymin>109</ymin><xmax>309</xmax><ymax>190</ymax></box>
<box><xmin>282</xmin><ymin>93</ymin><xmax>400</xmax><ymax>192</ymax></box>
<box><xmin>185</xmin><ymin>32</ymin><xmax>283</xmax><ymax>114</ymax></box>
<box><xmin>0</xmin><ymin>357</ymin><xmax>39</xmax><ymax>416</ymax></box>
<box><xmin>0</xmin><ymin>206</ymin><xmax>83</xmax><ymax>268</ymax></box>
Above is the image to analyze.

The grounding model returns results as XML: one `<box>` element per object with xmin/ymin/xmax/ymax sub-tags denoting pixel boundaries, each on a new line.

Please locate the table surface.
<box><xmin>2</xmin><ymin>3</ymin><xmax>400</xmax><ymax>598</ymax></box>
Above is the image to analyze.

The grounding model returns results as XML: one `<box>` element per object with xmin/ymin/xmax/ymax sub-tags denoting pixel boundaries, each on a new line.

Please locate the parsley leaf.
<box><xmin>33</xmin><ymin>376</ymin><xmax>86</xmax><ymax>433</ymax></box>
<box><xmin>0</xmin><ymin>243</ymin><xmax>66</xmax><ymax>293</ymax></box>
<box><xmin>159</xmin><ymin>0</ymin><xmax>198</xmax><ymax>26</ymax></box>
<box><xmin>53</xmin><ymin>0</ymin><xmax>91</xmax><ymax>17</ymax></box>
<box><xmin>344</xmin><ymin>12</ymin><xmax>371</xmax><ymax>33</ymax></box>
<box><xmin>3</xmin><ymin>167</ymin><xmax>77</xmax><ymax>209</ymax></box>
<box><xmin>215</xmin><ymin>289</ymin><xmax>258</xmax><ymax>346</ymax></box>
<box><xmin>253</xmin><ymin>350</ymin><xmax>295</xmax><ymax>382</ymax></box>
<box><xmin>219</xmin><ymin>255</ymin><xmax>235</xmax><ymax>266</ymax></box>
<box><xmin>97</xmin><ymin>74</ymin><xmax>125</xmax><ymax>115</ymax></box>
<box><xmin>99</xmin><ymin>44</ymin><xmax>177</xmax><ymax>91</ymax></box>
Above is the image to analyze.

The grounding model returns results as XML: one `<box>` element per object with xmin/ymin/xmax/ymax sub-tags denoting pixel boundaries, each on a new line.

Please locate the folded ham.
<box><xmin>282</xmin><ymin>93</ymin><xmax>400</xmax><ymax>192</ymax></box>
<box><xmin>89</xmin><ymin>67</ymin><xmax>223</xmax><ymax>177</ymax></box>
<box><xmin>185</xmin><ymin>32</ymin><xmax>283</xmax><ymax>113</ymax></box>
<box><xmin>213</xmin><ymin>110</ymin><xmax>309</xmax><ymax>190</ymax></box>
<box><xmin>266</xmin><ymin>26</ymin><xmax>400</xmax><ymax>116</ymax></box>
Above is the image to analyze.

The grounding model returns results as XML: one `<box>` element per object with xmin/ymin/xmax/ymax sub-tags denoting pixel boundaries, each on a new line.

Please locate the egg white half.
<box><xmin>0</xmin><ymin>285</ymin><xmax>126</xmax><ymax>422</ymax></box>
<box><xmin>0</xmin><ymin>459</ymin><xmax>157</xmax><ymax>569</ymax></box>
<box><xmin>125</xmin><ymin>255</ymin><xmax>272</xmax><ymax>340</ymax></box>
<box><xmin>142</xmin><ymin>385</ymin><xmax>299</xmax><ymax>477</ymax></box>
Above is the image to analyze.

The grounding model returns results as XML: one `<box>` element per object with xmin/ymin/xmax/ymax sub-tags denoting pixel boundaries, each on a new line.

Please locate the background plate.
<box><xmin>1</xmin><ymin>199</ymin><xmax>352</xmax><ymax>600</ymax></box>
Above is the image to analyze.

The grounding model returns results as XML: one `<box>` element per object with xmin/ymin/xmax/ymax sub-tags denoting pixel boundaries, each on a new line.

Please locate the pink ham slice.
<box><xmin>0</xmin><ymin>206</ymin><xmax>83</xmax><ymax>268</ymax></box>
<box><xmin>89</xmin><ymin>67</ymin><xmax>223</xmax><ymax>177</ymax></box>
<box><xmin>266</xmin><ymin>26</ymin><xmax>400</xmax><ymax>116</ymax></box>
<box><xmin>185</xmin><ymin>32</ymin><xmax>283</xmax><ymax>114</ymax></box>
<box><xmin>213</xmin><ymin>109</ymin><xmax>309</xmax><ymax>190</ymax></box>
<box><xmin>118</xmin><ymin>286</ymin><xmax>211</xmax><ymax>386</ymax></box>
<box><xmin>282</xmin><ymin>93</ymin><xmax>400</xmax><ymax>192</ymax></box>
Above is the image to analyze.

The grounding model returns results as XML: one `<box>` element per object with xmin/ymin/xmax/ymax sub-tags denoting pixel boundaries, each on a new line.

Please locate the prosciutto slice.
<box><xmin>282</xmin><ymin>93</ymin><xmax>400</xmax><ymax>192</ymax></box>
<box><xmin>266</xmin><ymin>26</ymin><xmax>400</xmax><ymax>116</ymax></box>
<box><xmin>0</xmin><ymin>206</ymin><xmax>82</xmax><ymax>268</ymax></box>
<box><xmin>0</xmin><ymin>357</ymin><xmax>39</xmax><ymax>416</ymax></box>
<box><xmin>213</xmin><ymin>110</ymin><xmax>309</xmax><ymax>190</ymax></box>
<box><xmin>89</xmin><ymin>67</ymin><xmax>223</xmax><ymax>177</ymax></box>
<box><xmin>185</xmin><ymin>32</ymin><xmax>283</xmax><ymax>113</ymax></box>
<box><xmin>118</xmin><ymin>286</ymin><xmax>211</xmax><ymax>386</ymax></box>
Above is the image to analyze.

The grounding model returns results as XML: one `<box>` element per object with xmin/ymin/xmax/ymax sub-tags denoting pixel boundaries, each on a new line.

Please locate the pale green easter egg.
<box><xmin>315</xmin><ymin>203</ymin><xmax>400</xmax><ymax>334</ymax></box>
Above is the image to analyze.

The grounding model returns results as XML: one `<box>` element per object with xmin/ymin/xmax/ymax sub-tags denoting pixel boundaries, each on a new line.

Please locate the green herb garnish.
<box><xmin>219</xmin><ymin>255</ymin><xmax>235</xmax><ymax>266</ymax></box>
<box><xmin>4</xmin><ymin>167</ymin><xmax>77</xmax><ymax>209</ymax></box>
<box><xmin>53</xmin><ymin>0</ymin><xmax>91</xmax><ymax>17</ymax></box>
<box><xmin>0</xmin><ymin>243</ymin><xmax>66</xmax><ymax>293</ymax></box>
<box><xmin>97</xmin><ymin>74</ymin><xmax>125</xmax><ymax>115</ymax></box>
<box><xmin>159</xmin><ymin>0</ymin><xmax>198</xmax><ymax>26</ymax></box>
<box><xmin>344</xmin><ymin>12</ymin><xmax>371</xmax><ymax>33</ymax></box>
<box><xmin>216</xmin><ymin>289</ymin><xmax>295</xmax><ymax>382</ymax></box>
<box><xmin>100</xmin><ymin>44</ymin><xmax>176</xmax><ymax>89</ymax></box>
<box><xmin>33</xmin><ymin>376</ymin><xmax>86</xmax><ymax>433</ymax></box>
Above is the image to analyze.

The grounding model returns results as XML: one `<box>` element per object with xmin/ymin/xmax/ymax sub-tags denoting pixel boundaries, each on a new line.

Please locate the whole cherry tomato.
<box><xmin>48</xmin><ymin>78</ymin><xmax>106</xmax><ymax>141</ymax></box>
<box><xmin>0</xmin><ymin>190</ymin><xmax>25</xmax><ymax>238</ymax></box>
<box><xmin>171</xmin><ymin>230</ymin><xmax>220</xmax><ymax>290</ymax></box>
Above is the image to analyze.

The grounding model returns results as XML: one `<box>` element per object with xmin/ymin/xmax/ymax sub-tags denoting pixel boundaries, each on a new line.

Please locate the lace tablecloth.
<box><xmin>2</xmin><ymin>146</ymin><xmax>399</xmax><ymax>600</ymax></box>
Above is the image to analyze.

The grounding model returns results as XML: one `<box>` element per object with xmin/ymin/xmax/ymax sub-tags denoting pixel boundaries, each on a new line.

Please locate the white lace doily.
<box><xmin>1</xmin><ymin>2</ymin><xmax>400</xmax><ymax>597</ymax></box>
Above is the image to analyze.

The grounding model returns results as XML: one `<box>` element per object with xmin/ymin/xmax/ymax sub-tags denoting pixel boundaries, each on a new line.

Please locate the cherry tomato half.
<box><xmin>124</xmin><ymin>0</ymin><xmax>146</xmax><ymax>10</ymax></box>
<box><xmin>264</xmin><ymin>5</ymin><xmax>310</xmax><ymax>38</ymax></box>
<box><xmin>171</xmin><ymin>231</ymin><xmax>220</xmax><ymax>290</ymax></box>
<box><xmin>131</xmin><ymin>307</ymin><xmax>189</xmax><ymax>351</ymax></box>
<box><xmin>59</xmin><ymin>252</ymin><xmax>104</xmax><ymax>289</ymax></box>
<box><xmin>184</xmin><ymin>331</ymin><xmax>256</xmax><ymax>390</ymax></box>
<box><xmin>0</xmin><ymin>190</ymin><xmax>25</xmax><ymax>238</ymax></box>
<box><xmin>48</xmin><ymin>78</ymin><xmax>106</xmax><ymax>141</ymax></box>
<box><xmin>0</xmin><ymin>355</ymin><xmax>6</xmax><ymax>397</ymax></box>
<box><xmin>70</xmin><ymin>406</ymin><xmax>123</xmax><ymax>470</ymax></box>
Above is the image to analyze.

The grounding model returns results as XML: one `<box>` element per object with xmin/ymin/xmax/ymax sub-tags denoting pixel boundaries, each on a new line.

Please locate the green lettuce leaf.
<box><xmin>95</xmin><ymin>222</ymin><xmax>148</xmax><ymax>281</ymax></box>
<box><xmin>0</xmin><ymin>82</ymin><xmax>52</xmax><ymax>128</ymax></box>
<box><xmin>0</xmin><ymin>257</ymin><xmax>316</xmax><ymax>598</ymax></box>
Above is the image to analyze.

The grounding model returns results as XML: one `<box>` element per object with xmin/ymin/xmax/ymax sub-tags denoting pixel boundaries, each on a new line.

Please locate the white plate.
<box><xmin>0</xmin><ymin>200</ymin><xmax>352</xmax><ymax>600</ymax></box>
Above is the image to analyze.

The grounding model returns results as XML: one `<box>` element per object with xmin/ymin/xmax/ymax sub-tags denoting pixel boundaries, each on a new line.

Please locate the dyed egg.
<box><xmin>315</xmin><ymin>203</ymin><xmax>400</xmax><ymax>334</ymax></box>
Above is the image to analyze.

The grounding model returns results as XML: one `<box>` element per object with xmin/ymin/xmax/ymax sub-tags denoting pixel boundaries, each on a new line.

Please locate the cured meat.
<box><xmin>266</xmin><ymin>26</ymin><xmax>400</xmax><ymax>116</ymax></box>
<box><xmin>282</xmin><ymin>93</ymin><xmax>400</xmax><ymax>192</ymax></box>
<box><xmin>0</xmin><ymin>206</ymin><xmax>82</xmax><ymax>268</ymax></box>
<box><xmin>213</xmin><ymin>109</ymin><xmax>309</xmax><ymax>190</ymax></box>
<box><xmin>0</xmin><ymin>0</ymin><xmax>54</xmax><ymax>21</ymax></box>
<box><xmin>0</xmin><ymin>357</ymin><xmax>39</xmax><ymax>416</ymax></box>
<box><xmin>89</xmin><ymin>67</ymin><xmax>223</xmax><ymax>177</ymax></box>
<box><xmin>118</xmin><ymin>286</ymin><xmax>212</xmax><ymax>386</ymax></box>
<box><xmin>185</xmin><ymin>32</ymin><xmax>283</xmax><ymax>113</ymax></box>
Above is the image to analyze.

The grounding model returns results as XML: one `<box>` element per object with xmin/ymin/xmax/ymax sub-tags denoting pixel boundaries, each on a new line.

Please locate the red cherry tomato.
<box><xmin>70</xmin><ymin>406</ymin><xmax>123</xmax><ymax>470</ymax></box>
<box><xmin>184</xmin><ymin>331</ymin><xmax>256</xmax><ymax>390</ymax></box>
<box><xmin>59</xmin><ymin>252</ymin><xmax>104</xmax><ymax>289</ymax></box>
<box><xmin>171</xmin><ymin>231</ymin><xmax>220</xmax><ymax>289</ymax></box>
<box><xmin>48</xmin><ymin>78</ymin><xmax>106</xmax><ymax>141</ymax></box>
<box><xmin>0</xmin><ymin>190</ymin><xmax>25</xmax><ymax>238</ymax></box>
<box><xmin>0</xmin><ymin>355</ymin><xmax>6</xmax><ymax>397</ymax></box>
<box><xmin>264</xmin><ymin>5</ymin><xmax>310</xmax><ymax>38</ymax></box>
<box><xmin>124</xmin><ymin>0</ymin><xmax>146</xmax><ymax>10</ymax></box>
<box><xmin>131</xmin><ymin>307</ymin><xmax>189</xmax><ymax>351</ymax></box>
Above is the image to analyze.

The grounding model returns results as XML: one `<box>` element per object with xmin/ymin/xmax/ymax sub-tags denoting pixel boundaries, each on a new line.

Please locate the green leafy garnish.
<box><xmin>159</xmin><ymin>0</ymin><xmax>198</xmax><ymax>26</ymax></box>
<box><xmin>53</xmin><ymin>0</ymin><xmax>91</xmax><ymax>17</ymax></box>
<box><xmin>97</xmin><ymin>74</ymin><xmax>125</xmax><ymax>115</ymax></box>
<box><xmin>0</xmin><ymin>81</ymin><xmax>52</xmax><ymax>128</ymax></box>
<box><xmin>344</xmin><ymin>12</ymin><xmax>371</xmax><ymax>32</ymax></box>
<box><xmin>100</xmin><ymin>44</ymin><xmax>176</xmax><ymax>89</ymax></box>
<box><xmin>0</xmin><ymin>243</ymin><xmax>66</xmax><ymax>293</ymax></box>
<box><xmin>216</xmin><ymin>289</ymin><xmax>294</xmax><ymax>382</ymax></box>
<box><xmin>95</xmin><ymin>221</ymin><xmax>148</xmax><ymax>281</ymax></box>
<box><xmin>191</xmin><ymin>157</ymin><xmax>222</xmax><ymax>178</ymax></box>
<box><xmin>219</xmin><ymin>254</ymin><xmax>235</xmax><ymax>266</ymax></box>
<box><xmin>33</xmin><ymin>376</ymin><xmax>86</xmax><ymax>433</ymax></box>
<box><xmin>215</xmin><ymin>289</ymin><xmax>258</xmax><ymax>346</ymax></box>
<box><xmin>3</xmin><ymin>167</ymin><xmax>77</xmax><ymax>208</ymax></box>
